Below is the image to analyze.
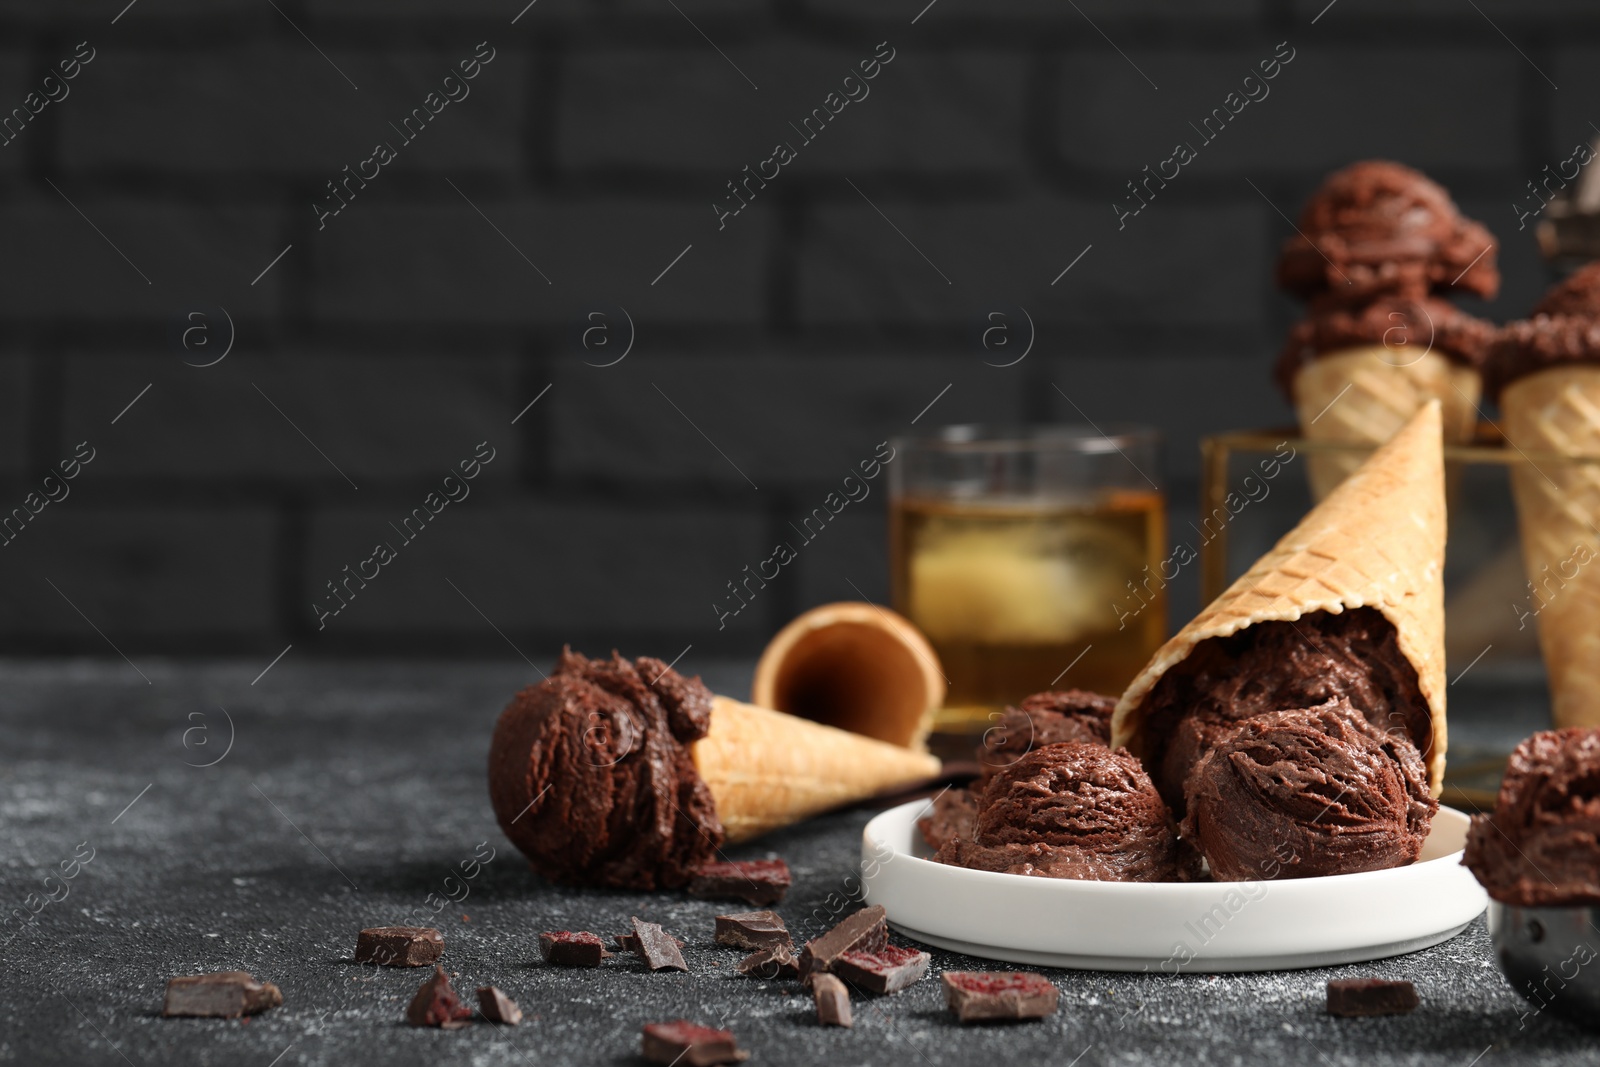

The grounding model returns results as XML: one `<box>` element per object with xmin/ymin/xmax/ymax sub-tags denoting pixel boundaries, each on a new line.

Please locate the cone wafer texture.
<box><xmin>1112</xmin><ymin>402</ymin><xmax>1448</xmax><ymax>794</ymax></box>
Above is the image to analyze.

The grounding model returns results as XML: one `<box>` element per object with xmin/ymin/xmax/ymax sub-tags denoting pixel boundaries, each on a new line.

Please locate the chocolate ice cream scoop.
<box><xmin>1485</xmin><ymin>263</ymin><xmax>1600</xmax><ymax>401</ymax></box>
<box><xmin>935</xmin><ymin>742</ymin><xmax>1196</xmax><ymax>881</ymax></box>
<box><xmin>487</xmin><ymin>648</ymin><xmax>722</xmax><ymax>890</ymax></box>
<box><xmin>1182</xmin><ymin>700</ymin><xmax>1436</xmax><ymax>882</ymax></box>
<box><xmin>976</xmin><ymin>689</ymin><xmax>1114</xmax><ymax>777</ymax></box>
<box><xmin>1464</xmin><ymin>728</ymin><xmax>1600</xmax><ymax>906</ymax></box>
<box><xmin>1276</xmin><ymin>160</ymin><xmax>1499</xmax><ymax>300</ymax></box>
<box><xmin>1140</xmin><ymin>607</ymin><xmax>1432</xmax><ymax>812</ymax></box>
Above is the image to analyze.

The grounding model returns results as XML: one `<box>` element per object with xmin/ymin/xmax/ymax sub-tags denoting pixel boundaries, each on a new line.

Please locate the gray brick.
<box><xmin>790</xmin><ymin>508</ymin><xmax>889</xmax><ymax>612</ymax></box>
<box><xmin>0</xmin><ymin>49</ymin><xmax>30</xmax><ymax>173</ymax></box>
<box><xmin>559</xmin><ymin>44</ymin><xmax>1024</xmax><ymax>175</ymax></box>
<box><xmin>0</xmin><ymin>356</ymin><xmax>28</xmax><ymax>478</ymax></box>
<box><xmin>60</xmin><ymin>351</ymin><xmax>519</xmax><ymax>484</ymax></box>
<box><xmin>551</xmin><ymin>352</ymin><xmax>1022</xmax><ymax>486</ymax></box>
<box><xmin>1055</xmin><ymin>45</ymin><xmax>1519</xmax><ymax>176</ymax></box>
<box><xmin>0</xmin><ymin>507</ymin><xmax>278</xmax><ymax>644</ymax></box>
<box><xmin>1044</xmin><ymin>352</ymin><xmax>1292</xmax><ymax>486</ymax></box>
<box><xmin>59</xmin><ymin>43</ymin><xmax>526</xmax><ymax>175</ymax></box>
<box><xmin>304</xmin><ymin>500</ymin><xmax>770</xmax><ymax>639</ymax></box>
<box><xmin>797</xmin><ymin>193</ymin><xmax>1268</xmax><ymax>327</ymax></box>
<box><xmin>0</xmin><ymin>197</ymin><xmax>285</xmax><ymax>319</ymax></box>
<box><xmin>309</xmin><ymin>199</ymin><xmax>769</xmax><ymax>324</ymax></box>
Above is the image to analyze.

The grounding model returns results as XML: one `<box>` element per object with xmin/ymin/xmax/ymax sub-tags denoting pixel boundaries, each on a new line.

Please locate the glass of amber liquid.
<box><xmin>890</xmin><ymin>425</ymin><xmax>1166</xmax><ymax>733</ymax></box>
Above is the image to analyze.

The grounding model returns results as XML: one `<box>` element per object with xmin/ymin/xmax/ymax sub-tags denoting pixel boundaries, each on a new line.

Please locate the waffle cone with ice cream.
<box><xmin>1488</xmin><ymin>262</ymin><xmax>1600</xmax><ymax>728</ymax></box>
<box><xmin>1275</xmin><ymin>161</ymin><xmax>1498</xmax><ymax>499</ymax></box>
<box><xmin>1112</xmin><ymin>400</ymin><xmax>1448</xmax><ymax>799</ymax></box>
<box><xmin>488</xmin><ymin>604</ymin><xmax>944</xmax><ymax>888</ymax></box>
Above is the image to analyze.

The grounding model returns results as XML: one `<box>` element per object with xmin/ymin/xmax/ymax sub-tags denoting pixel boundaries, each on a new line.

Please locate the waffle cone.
<box><xmin>694</xmin><ymin>696</ymin><xmax>943</xmax><ymax>844</ymax></box>
<box><xmin>1293</xmin><ymin>347</ymin><xmax>1479</xmax><ymax>500</ymax></box>
<box><xmin>1112</xmin><ymin>401</ymin><xmax>1448</xmax><ymax>794</ymax></box>
<box><xmin>1501</xmin><ymin>366</ymin><xmax>1600</xmax><ymax>728</ymax></box>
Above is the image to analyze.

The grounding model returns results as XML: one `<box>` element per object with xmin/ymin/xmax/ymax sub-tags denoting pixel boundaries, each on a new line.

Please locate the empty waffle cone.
<box><xmin>751</xmin><ymin>601</ymin><xmax>945</xmax><ymax>751</ymax></box>
<box><xmin>1293</xmin><ymin>347</ymin><xmax>1479</xmax><ymax>500</ymax></box>
<box><xmin>694</xmin><ymin>695</ymin><xmax>943</xmax><ymax>843</ymax></box>
<box><xmin>1112</xmin><ymin>401</ymin><xmax>1449</xmax><ymax>794</ymax></box>
<box><xmin>1501</xmin><ymin>366</ymin><xmax>1600</xmax><ymax>728</ymax></box>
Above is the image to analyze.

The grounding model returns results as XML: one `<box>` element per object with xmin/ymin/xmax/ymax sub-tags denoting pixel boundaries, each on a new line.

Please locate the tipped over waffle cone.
<box><xmin>1112</xmin><ymin>401</ymin><xmax>1449</xmax><ymax>794</ymax></box>
<box><xmin>751</xmin><ymin>601</ymin><xmax>944</xmax><ymax>751</ymax></box>
<box><xmin>1293</xmin><ymin>347</ymin><xmax>1479</xmax><ymax>501</ymax></box>
<box><xmin>694</xmin><ymin>696</ymin><xmax>942</xmax><ymax>844</ymax></box>
<box><xmin>1501</xmin><ymin>366</ymin><xmax>1600</xmax><ymax>728</ymax></box>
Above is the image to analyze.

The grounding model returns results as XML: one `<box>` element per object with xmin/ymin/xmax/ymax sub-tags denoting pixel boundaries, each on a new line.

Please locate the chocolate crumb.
<box><xmin>1327</xmin><ymin>978</ymin><xmax>1419</xmax><ymax>1017</ymax></box>
<box><xmin>714</xmin><ymin>910</ymin><xmax>792</xmax><ymax>952</ymax></box>
<box><xmin>354</xmin><ymin>926</ymin><xmax>444</xmax><ymax>967</ymax></box>
<box><xmin>162</xmin><ymin>972</ymin><xmax>283</xmax><ymax>1018</ymax></box>
<box><xmin>812</xmin><ymin>973</ymin><xmax>853</xmax><ymax>1027</ymax></box>
<box><xmin>624</xmin><ymin>917</ymin><xmax>689</xmax><ymax>972</ymax></box>
<box><xmin>687</xmin><ymin>859</ymin><xmax>791</xmax><ymax>906</ymax></box>
<box><xmin>476</xmin><ymin>985</ymin><xmax>522</xmax><ymax>1025</ymax></box>
<box><xmin>942</xmin><ymin>972</ymin><xmax>1059</xmax><ymax>1024</ymax></box>
<box><xmin>406</xmin><ymin>966</ymin><xmax>473</xmax><ymax>1029</ymax></box>
<box><xmin>641</xmin><ymin>1020</ymin><xmax>749</xmax><ymax>1066</ymax></box>
<box><xmin>539</xmin><ymin>930</ymin><xmax>612</xmax><ymax>967</ymax></box>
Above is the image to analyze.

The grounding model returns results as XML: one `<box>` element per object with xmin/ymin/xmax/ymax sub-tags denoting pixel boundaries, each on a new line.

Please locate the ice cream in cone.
<box><xmin>1112</xmin><ymin>401</ymin><xmax>1449</xmax><ymax>808</ymax></box>
<box><xmin>488</xmin><ymin>648</ymin><xmax>942</xmax><ymax>888</ymax></box>
<box><xmin>1487</xmin><ymin>262</ymin><xmax>1600</xmax><ymax>728</ymax></box>
<box><xmin>1275</xmin><ymin>161</ymin><xmax>1498</xmax><ymax>499</ymax></box>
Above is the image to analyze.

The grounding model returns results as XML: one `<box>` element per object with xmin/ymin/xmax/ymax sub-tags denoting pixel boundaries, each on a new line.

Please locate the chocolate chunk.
<box><xmin>832</xmin><ymin>944</ymin><xmax>930</xmax><ymax>995</ymax></box>
<box><xmin>798</xmin><ymin>905</ymin><xmax>887</xmax><ymax>980</ymax></box>
<box><xmin>714</xmin><ymin>910</ymin><xmax>791</xmax><ymax>951</ymax></box>
<box><xmin>687</xmin><ymin>859</ymin><xmax>791</xmax><ymax>906</ymax></box>
<box><xmin>641</xmin><ymin>1020</ymin><xmax>749</xmax><ymax>1066</ymax></box>
<box><xmin>615</xmin><ymin>930</ymin><xmax>687</xmax><ymax>953</ymax></box>
<box><xmin>942</xmin><ymin>971</ymin><xmax>1059</xmax><ymax>1024</ymax></box>
<box><xmin>735</xmin><ymin>943</ymin><xmax>800</xmax><ymax>980</ymax></box>
<box><xmin>1326</xmin><ymin>978</ymin><xmax>1419</xmax><ymax>1017</ymax></box>
<box><xmin>812</xmin><ymin>973</ymin><xmax>852</xmax><ymax>1027</ymax></box>
<box><xmin>625</xmin><ymin>917</ymin><xmax>689</xmax><ymax>972</ymax></box>
<box><xmin>476</xmin><ymin>986</ymin><xmax>522</xmax><ymax>1025</ymax></box>
<box><xmin>162</xmin><ymin>971</ymin><xmax>283</xmax><ymax>1018</ymax></box>
<box><xmin>406</xmin><ymin>966</ymin><xmax>473</xmax><ymax>1029</ymax></box>
<box><xmin>540</xmin><ymin>930</ymin><xmax>612</xmax><ymax>967</ymax></box>
<box><xmin>354</xmin><ymin>925</ymin><xmax>444</xmax><ymax>967</ymax></box>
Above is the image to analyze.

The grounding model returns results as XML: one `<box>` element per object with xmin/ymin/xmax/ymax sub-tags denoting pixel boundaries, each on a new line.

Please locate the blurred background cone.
<box><xmin>751</xmin><ymin>601</ymin><xmax>945</xmax><ymax>751</ymax></box>
<box><xmin>1501</xmin><ymin>366</ymin><xmax>1600</xmax><ymax>728</ymax></box>
<box><xmin>694</xmin><ymin>696</ymin><xmax>942</xmax><ymax>843</ymax></box>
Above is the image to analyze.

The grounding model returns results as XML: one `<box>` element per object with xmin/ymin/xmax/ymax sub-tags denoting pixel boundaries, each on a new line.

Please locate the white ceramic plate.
<box><xmin>860</xmin><ymin>799</ymin><xmax>1488</xmax><ymax>972</ymax></box>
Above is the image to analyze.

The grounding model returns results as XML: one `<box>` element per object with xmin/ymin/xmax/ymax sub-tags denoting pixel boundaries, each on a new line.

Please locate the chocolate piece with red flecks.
<box><xmin>714</xmin><ymin>910</ymin><xmax>791</xmax><ymax>951</ymax></box>
<box><xmin>355</xmin><ymin>926</ymin><xmax>444</xmax><ymax>967</ymax></box>
<box><xmin>623</xmin><ymin>917</ymin><xmax>689</xmax><ymax>972</ymax></box>
<box><xmin>736</xmin><ymin>942</ymin><xmax>800</xmax><ymax>980</ymax></box>
<box><xmin>540</xmin><ymin>930</ymin><xmax>612</xmax><ymax>967</ymax></box>
<box><xmin>942</xmin><ymin>971</ymin><xmax>1060</xmax><ymax>1024</ymax></box>
<box><xmin>832</xmin><ymin>944</ymin><xmax>930</xmax><ymax>995</ymax></box>
<box><xmin>687</xmin><ymin>859</ymin><xmax>791</xmax><ymax>906</ymax></box>
<box><xmin>406</xmin><ymin>966</ymin><xmax>473</xmax><ymax>1029</ymax></box>
<box><xmin>476</xmin><ymin>986</ymin><xmax>523</xmax><ymax>1025</ymax></box>
<box><xmin>162</xmin><ymin>972</ymin><xmax>283</xmax><ymax>1018</ymax></box>
<box><xmin>1326</xmin><ymin>978</ymin><xmax>1419</xmax><ymax>1017</ymax></box>
<box><xmin>798</xmin><ymin>904</ymin><xmax>887</xmax><ymax>981</ymax></box>
<box><xmin>812</xmin><ymin>973</ymin><xmax>853</xmax><ymax>1027</ymax></box>
<box><xmin>640</xmin><ymin>1020</ymin><xmax>750</xmax><ymax>1066</ymax></box>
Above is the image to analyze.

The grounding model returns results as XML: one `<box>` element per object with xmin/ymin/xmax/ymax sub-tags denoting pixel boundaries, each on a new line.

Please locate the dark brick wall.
<box><xmin>0</xmin><ymin>0</ymin><xmax>1576</xmax><ymax>659</ymax></box>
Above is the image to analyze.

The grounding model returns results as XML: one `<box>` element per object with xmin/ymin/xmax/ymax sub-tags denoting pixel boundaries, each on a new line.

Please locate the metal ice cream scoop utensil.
<box><xmin>1489</xmin><ymin>901</ymin><xmax>1600</xmax><ymax>1029</ymax></box>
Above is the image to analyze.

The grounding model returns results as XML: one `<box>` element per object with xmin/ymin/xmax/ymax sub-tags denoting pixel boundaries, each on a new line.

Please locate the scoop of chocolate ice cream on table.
<box><xmin>488</xmin><ymin>647</ymin><xmax>942</xmax><ymax>889</ymax></box>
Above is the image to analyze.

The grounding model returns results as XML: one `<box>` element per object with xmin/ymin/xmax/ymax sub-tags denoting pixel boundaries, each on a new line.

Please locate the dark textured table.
<box><xmin>0</xmin><ymin>657</ymin><xmax>1588</xmax><ymax>1066</ymax></box>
